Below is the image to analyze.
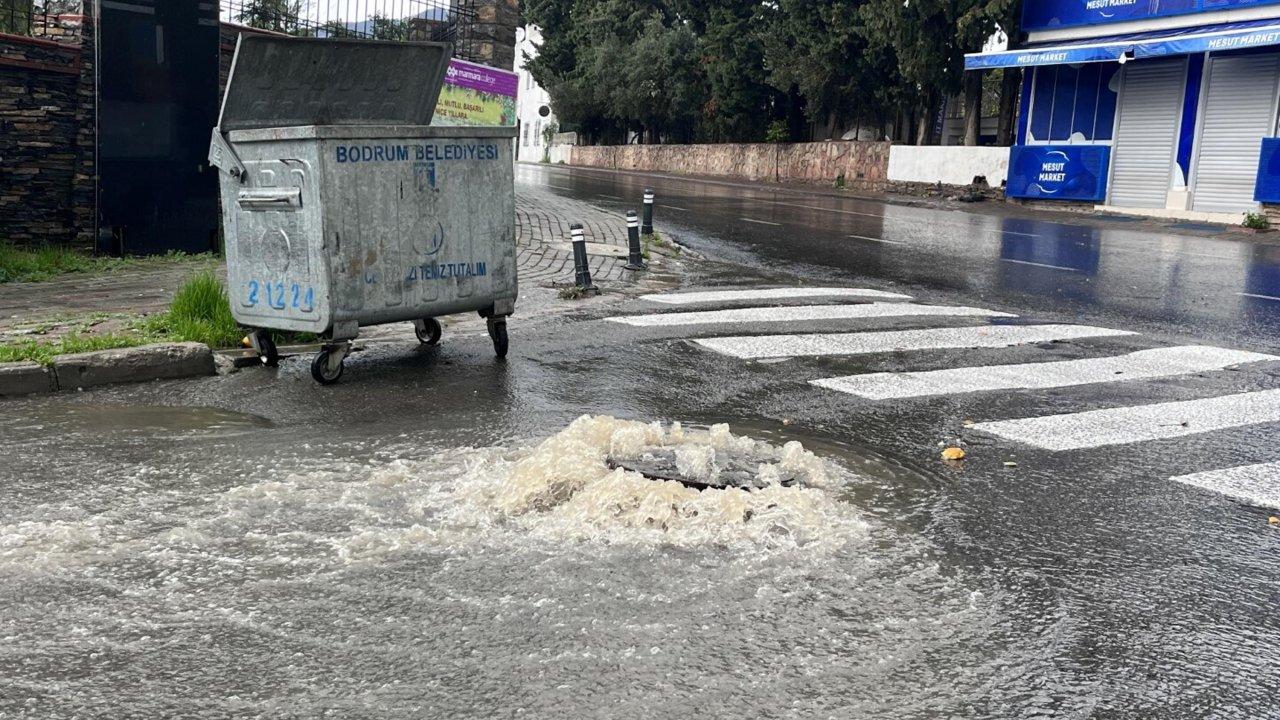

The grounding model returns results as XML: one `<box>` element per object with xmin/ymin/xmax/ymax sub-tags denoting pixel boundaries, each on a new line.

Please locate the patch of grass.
<box><xmin>0</xmin><ymin>333</ymin><xmax>155</xmax><ymax>366</ymax></box>
<box><xmin>0</xmin><ymin>271</ymin><xmax>322</xmax><ymax>365</ymax></box>
<box><xmin>140</xmin><ymin>271</ymin><xmax>243</xmax><ymax>348</ymax></box>
<box><xmin>643</xmin><ymin>232</ymin><xmax>681</xmax><ymax>258</ymax></box>
<box><xmin>0</xmin><ymin>244</ymin><xmax>106</xmax><ymax>283</ymax></box>
<box><xmin>0</xmin><ymin>243</ymin><xmax>215</xmax><ymax>284</ymax></box>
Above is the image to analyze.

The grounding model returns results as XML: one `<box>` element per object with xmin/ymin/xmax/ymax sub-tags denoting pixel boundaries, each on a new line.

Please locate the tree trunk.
<box><xmin>825</xmin><ymin>111</ymin><xmax>838</xmax><ymax>141</ymax></box>
<box><xmin>963</xmin><ymin>70</ymin><xmax>983</xmax><ymax>146</ymax></box>
<box><xmin>996</xmin><ymin>68</ymin><xmax>1022</xmax><ymax>146</ymax></box>
<box><xmin>915</xmin><ymin>101</ymin><xmax>931</xmax><ymax>146</ymax></box>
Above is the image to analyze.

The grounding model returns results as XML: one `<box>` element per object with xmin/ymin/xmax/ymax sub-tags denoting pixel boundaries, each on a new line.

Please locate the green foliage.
<box><xmin>765</xmin><ymin>120</ymin><xmax>788</xmax><ymax>144</ymax></box>
<box><xmin>0</xmin><ymin>333</ymin><xmax>153</xmax><ymax>366</ymax></box>
<box><xmin>0</xmin><ymin>244</ymin><xmax>209</xmax><ymax>284</ymax></box>
<box><xmin>139</xmin><ymin>271</ymin><xmax>244</xmax><ymax>348</ymax></box>
<box><xmin>236</xmin><ymin>0</ymin><xmax>303</xmax><ymax>33</ymax></box>
<box><xmin>1243</xmin><ymin>211</ymin><xmax>1271</xmax><ymax>230</ymax></box>
<box><xmin>0</xmin><ymin>0</ymin><xmax>31</xmax><ymax>34</ymax></box>
<box><xmin>524</xmin><ymin>0</ymin><xmax>1020</xmax><ymax>145</ymax></box>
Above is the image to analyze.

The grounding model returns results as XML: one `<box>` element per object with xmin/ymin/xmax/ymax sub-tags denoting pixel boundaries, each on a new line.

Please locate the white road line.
<box><xmin>972</xmin><ymin>389</ymin><xmax>1280</xmax><ymax>451</ymax></box>
<box><xmin>641</xmin><ymin>288</ymin><xmax>913</xmax><ymax>305</ymax></box>
<box><xmin>741</xmin><ymin>217</ymin><xmax>783</xmax><ymax>226</ymax></box>
<box><xmin>610</xmin><ymin>302</ymin><xmax>1015</xmax><ymax>328</ymax></box>
<box><xmin>694</xmin><ymin>324</ymin><xmax>1134</xmax><ymax>360</ymax></box>
<box><xmin>1000</xmin><ymin>258</ymin><xmax>1081</xmax><ymax>272</ymax></box>
<box><xmin>849</xmin><ymin>234</ymin><xmax>905</xmax><ymax>245</ymax></box>
<box><xmin>1239</xmin><ymin>292</ymin><xmax>1280</xmax><ymax>302</ymax></box>
<box><xmin>1172</xmin><ymin>461</ymin><xmax>1280</xmax><ymax>509</ymax></box>
<box><xmin>813</xmin><ymin>346</ymin><xmax>1278</xmax><ymax>400</ymax></box>
<box><xmin>658</xmin><ymin>204</ymin><xmax>689</xmax><ymax>212</ymax></box>
<box><xmin>595</xmin><ymin>194</ymin><xmax>623</xmax><ymax>200</ymax></box>
<box><xmin>760</xmin><ymin>200</ymin><xmax>882</xmax><ymax>218</ymax></box>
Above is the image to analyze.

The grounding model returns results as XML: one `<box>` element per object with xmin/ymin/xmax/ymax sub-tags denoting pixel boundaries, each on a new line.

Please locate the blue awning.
<box><xmin>966</xmin><ymin>17</ymin><xmax>1280</xmax><ymax>69</ymax></box>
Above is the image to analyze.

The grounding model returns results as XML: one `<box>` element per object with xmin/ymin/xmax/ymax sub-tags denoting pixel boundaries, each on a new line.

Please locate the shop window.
<box><xmin>1026</xmin><ymin>64</ymin><xmax>1119</xmax><ymax>144</ymax></box>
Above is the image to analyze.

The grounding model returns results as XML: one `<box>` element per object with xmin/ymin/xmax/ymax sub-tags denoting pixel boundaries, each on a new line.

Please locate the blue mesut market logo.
<box><xmin>1008</xmin><ymin>146</ymin><xmax>1109</xmax><ymax>202</ymax></box>
<box><xmin>1086</xmin><ymin>0</ymin><xmax>1138</xmax><ymax>19</ymax></box>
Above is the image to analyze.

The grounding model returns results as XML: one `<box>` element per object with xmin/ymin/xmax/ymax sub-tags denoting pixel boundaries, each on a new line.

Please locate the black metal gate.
<box><xmin>96</xmin><ymin>0</ymin><xmax>220</xmax><ymax>255</ymax></box>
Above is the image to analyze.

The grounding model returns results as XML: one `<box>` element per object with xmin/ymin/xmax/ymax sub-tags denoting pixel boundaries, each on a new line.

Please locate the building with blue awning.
<box><xmin>966</xmin><ymin>0</ymin><xmax>1280</xmax><ymax>216</ymax></box>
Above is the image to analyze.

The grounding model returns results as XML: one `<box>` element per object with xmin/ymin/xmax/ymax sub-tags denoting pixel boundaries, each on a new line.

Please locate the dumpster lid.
<box><xmin>218</xmin><ymin>34</ymin><xmax>453</xmax><ymax>132</ymax></box>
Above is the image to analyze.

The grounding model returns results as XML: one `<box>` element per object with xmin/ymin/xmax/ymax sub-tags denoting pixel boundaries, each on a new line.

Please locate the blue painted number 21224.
<box><xmin>247</xmin><ymin>280</ymin><xmax>314</xmax><ymax>313</ymax></box>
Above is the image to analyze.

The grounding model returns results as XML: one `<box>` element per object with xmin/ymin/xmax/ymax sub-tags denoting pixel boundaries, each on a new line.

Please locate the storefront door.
<box><xmin>1191</xmin><ymin>53</ymin><xmax>1280</xmax><ymax>214</ymax></box>
<box><xmin>1108</xmin><ymin>58</ymin><xmax>1187</xmax><ymax>208</ymax></box>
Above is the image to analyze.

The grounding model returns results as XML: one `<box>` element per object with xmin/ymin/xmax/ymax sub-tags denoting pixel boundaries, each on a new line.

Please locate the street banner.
<box><xmin>1023</xmin><ymin>0</ymin><xmax>1280</xmax><ymax>32</ymax></box>
<box><xmin>432</xmin><ymin>59</ymin><xmax>518</xmax><ymax>127</ymax></box>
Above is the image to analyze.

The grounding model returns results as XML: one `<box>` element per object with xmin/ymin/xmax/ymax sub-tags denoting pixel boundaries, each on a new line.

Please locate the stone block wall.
<box><xmin>0</xmin><ymin>24</ymin><xmax>95</xmax><ymax>249</ymax></box>
<box><xmin>460</xmin><ymin>0</ymin><xmax>517</xmax><ymax>70</ymax></box>
<box><xmin>568</xmin><ymin>141</ymin><xmax>893</xmax><ymax>190</ymax></box>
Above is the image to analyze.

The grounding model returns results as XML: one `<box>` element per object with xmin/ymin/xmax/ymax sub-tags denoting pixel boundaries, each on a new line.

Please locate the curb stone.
<box><xmin>52</xmin><ymin>342</ymin><xmax>216</xmax><ymax>391</ymax></box>
<box><xmin>0</xmin><ymin>361</ymin><xmax>56</xmax><ymax>397</ymax></box>
<box><xmin>0</xmin><ymin>343</ymin><xmax>217</xmax><ymax>397</ymax></box>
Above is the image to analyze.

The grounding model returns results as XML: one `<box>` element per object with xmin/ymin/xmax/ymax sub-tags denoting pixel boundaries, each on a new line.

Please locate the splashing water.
<box><xmin>342</xmin><ymin>416</ymin><xmax>868</xmax><ymax>560</ymax></box>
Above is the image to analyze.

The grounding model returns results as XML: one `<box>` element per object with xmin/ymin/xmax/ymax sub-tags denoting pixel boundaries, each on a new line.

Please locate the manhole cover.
<box><xmin>608</xmin><ymin>447</ymin><xmax>799</xmax><ymax>491</ymax></box>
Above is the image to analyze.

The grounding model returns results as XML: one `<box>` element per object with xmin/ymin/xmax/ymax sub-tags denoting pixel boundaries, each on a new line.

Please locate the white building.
<box><xmin>514</xmin><ymin>25</ymin><xmax>558</xmax><ymax>163</ymax></box>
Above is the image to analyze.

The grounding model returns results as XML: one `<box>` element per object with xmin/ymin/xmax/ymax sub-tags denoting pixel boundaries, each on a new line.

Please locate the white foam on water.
<box><xmin>0</xmin><ymin>418</ymin><xmax>867</xmax><ymax>573</ymax></box>
<box><xmin>345</xmin><ymin>416</ymin><xmax>867</xmax><ymax>558</ymax></box>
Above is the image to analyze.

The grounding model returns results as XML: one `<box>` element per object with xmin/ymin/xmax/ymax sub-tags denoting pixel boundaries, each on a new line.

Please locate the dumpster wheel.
<box><xmin>311</xmin><ymin>343</ymin><xmax>349</xmax><ymax>385</ymax></box>
<box><xmin>414</xmin><ymin>318</ymin><xmax>443</xmax><ymax>346</ymax></box>
<box><xmin>488</xmin><ymin>317</ymin><xmax>509</xmax><ymax>359</ymax></box>
<box><xmin>252</xmin><ymin>329</ymin><xmax>279</xmax><ymax>367</ymax></box>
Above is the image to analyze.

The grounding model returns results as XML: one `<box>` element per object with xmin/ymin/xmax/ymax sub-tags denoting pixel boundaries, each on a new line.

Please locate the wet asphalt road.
<box><xmin>3</xmin><ymin>164</ymin><xmax>1280</xmax><ymax>718</ymax></box>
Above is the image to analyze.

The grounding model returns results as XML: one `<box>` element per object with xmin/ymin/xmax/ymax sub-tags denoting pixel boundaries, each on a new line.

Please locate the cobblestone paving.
<box><xmin>515</xmin><ymin>183</ymin><xmax>639</xmax><ymax>286</ymax></box>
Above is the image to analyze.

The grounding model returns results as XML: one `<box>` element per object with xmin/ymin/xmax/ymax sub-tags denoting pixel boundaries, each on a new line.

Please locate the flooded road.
<box><xmin>4</xmin><ymin>169</ymin><xmax>1280</xmax><ymax>717</ymax></box>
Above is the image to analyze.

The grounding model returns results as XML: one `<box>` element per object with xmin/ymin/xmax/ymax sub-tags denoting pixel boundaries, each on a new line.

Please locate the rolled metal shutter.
<box><xmin>1109</xmin><ymin>59</ymin><xmax>1186</xmax><ymax>209</ymax></box>
<box><xmin>1191</xmin><ymin>53</ymin><xmax>1280</xmax><ymax>214</ymax></box>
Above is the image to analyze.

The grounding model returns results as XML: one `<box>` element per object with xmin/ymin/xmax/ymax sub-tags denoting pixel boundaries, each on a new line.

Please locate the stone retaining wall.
<box><xmin>0</xmin><ymin>26</ymin><xmax>95</xmax><ymax>249</ymax></box>
<box><xmin>568</xmin><ymin>141</ymin><xmax>891</xmax><ymax>190</ymax></box>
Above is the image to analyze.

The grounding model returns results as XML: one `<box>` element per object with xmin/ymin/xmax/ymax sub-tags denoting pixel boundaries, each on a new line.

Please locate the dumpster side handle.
<box><xmin>209</xmin><ymin>129</ymin><xmax>247</xmax><ymax>183</ymax></box>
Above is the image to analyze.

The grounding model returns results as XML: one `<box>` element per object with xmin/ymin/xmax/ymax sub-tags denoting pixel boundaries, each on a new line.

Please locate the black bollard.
<box><xmin>641</xmin><ymin>188</ymin><xmax>655</xmax><ymax>236</ymax></box>
<box><xmin>625</xmin><ymin>211</ymin><xmax>647</xmax><ymax>271</ymax></box>
<box><xmin>571</xmin><ymin>223</ymin><xmax>598</xmax><ymax>294</ymax></box>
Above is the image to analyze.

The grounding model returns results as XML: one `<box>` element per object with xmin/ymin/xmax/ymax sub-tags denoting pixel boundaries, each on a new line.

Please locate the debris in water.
<box><xmin>1269</xmin><ymin>516</ymin><xmax>1279</xmax><ymax>526</ymax></box>
<box><xmin>941</xmin><ymin>447</ymin><xmax>967</xmax><ymax>462</ymax></box>
<box><xmin>1003</xmin><ymin>461</ymin><xmax>1018</xmax><ymax>468</ymax></box>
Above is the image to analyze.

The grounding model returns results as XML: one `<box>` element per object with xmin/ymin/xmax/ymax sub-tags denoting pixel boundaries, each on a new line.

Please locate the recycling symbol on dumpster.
<box><xmin>415</xmin><ymin>220</ymin><xmax>445</xmax><ymax>257</ymax></box>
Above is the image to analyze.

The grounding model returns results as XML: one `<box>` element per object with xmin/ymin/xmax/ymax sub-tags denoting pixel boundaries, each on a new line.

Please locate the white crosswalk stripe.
<box><xmin>609</xmin><ymin>303</ymin><xmax>1015</xmax><ymax>328</ymax></box>
<box><xmin>693</xmin><ymin>324</ymin><xmax>1135</xmax><ymax>360</ymax></box>
<box><xmin>640</xmin><ymin>287</ymin><xmax>912</xmax><ymax>305</ymax></box>
<box><xmin>1171</xmin><ymin>462</ymin><xmax>1280</xmax><ymax>509</ymax></box>
<box><xmin>971</xmin><ymin>389</ymin><xmax>1280</xmax><ymax>451</ymax></box>
<box><xmin>812</xmin><ymin>346</ymin><xmax>1278</xmax><ymax>400</ymax></box>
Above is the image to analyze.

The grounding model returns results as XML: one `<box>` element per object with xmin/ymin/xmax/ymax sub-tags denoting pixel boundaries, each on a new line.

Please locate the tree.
<box><xmin>236</xmin><ymin>0</ymin><xmax>303</xmax><ymax>33</ymax></box>
<box><xmin>763</xmin><ymin>0</ymin><xmax>899</xmax><ymax>140</ymax></box>
<box><xmin>692</xmin><ymin>0</ymin><xmax>783</xmax><ymax>143</ymax></box>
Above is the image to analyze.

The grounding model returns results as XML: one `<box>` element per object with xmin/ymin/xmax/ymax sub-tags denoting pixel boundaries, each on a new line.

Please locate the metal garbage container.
<box><xmin>208</xmin><ymin>35</ymin><xmax>517</xmax><ymax>384</ymax></box>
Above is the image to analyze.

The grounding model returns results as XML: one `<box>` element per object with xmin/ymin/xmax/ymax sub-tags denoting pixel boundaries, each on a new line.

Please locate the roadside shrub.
<box><xmin>765</xmin><ymin>120</ymin><xmax>788</xmax><ymax>144</ymax></box>
<box><xmin>1242</xmin><ymin>211</ymin><xmax>1271</xmax><ymax>230</ymax></box>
